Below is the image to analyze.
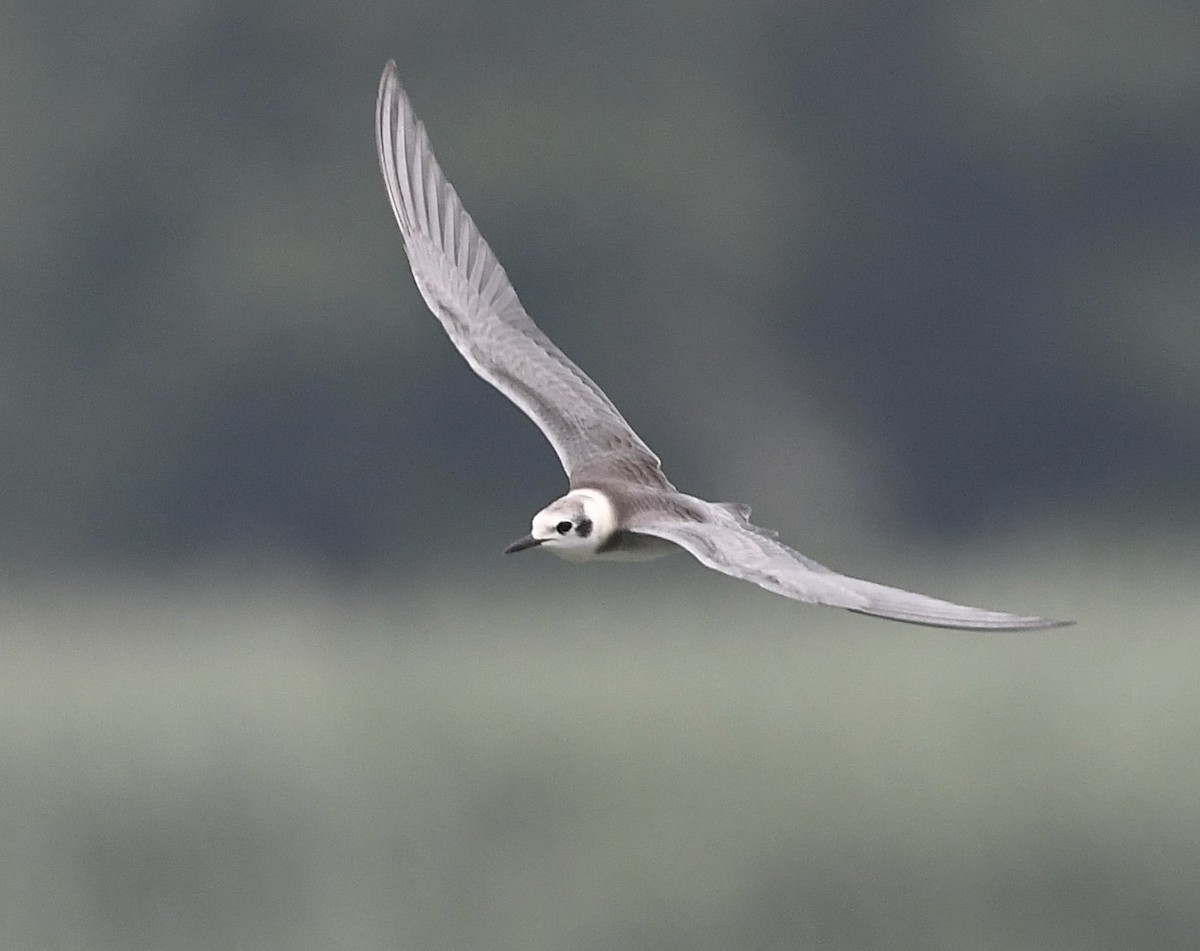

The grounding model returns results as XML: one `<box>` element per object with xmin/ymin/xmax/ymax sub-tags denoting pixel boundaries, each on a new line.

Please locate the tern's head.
<box><xmin>504</xmin><ymin>488</ymin><xmax>617</xmax><ymax>562</ymax></box>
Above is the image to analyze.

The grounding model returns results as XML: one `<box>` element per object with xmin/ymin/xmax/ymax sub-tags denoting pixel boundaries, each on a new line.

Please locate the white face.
<box><xmin>506</xmin><ymin>489</ymin><xmax>617</xmax><ymax>563</ymax></box>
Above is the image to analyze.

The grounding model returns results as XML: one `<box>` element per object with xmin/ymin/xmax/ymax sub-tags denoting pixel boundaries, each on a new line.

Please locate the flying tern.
<box><xmin>374</xmin><ymin>61</ymin><xmax>1069</xmax><ymax>630</ymax></box>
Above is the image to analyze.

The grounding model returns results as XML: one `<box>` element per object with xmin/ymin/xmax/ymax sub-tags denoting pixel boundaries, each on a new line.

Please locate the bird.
<box><xmin>374</xmin><ymin>60</ymin><xmax>1070</xmax><ymax>631</ymax></box>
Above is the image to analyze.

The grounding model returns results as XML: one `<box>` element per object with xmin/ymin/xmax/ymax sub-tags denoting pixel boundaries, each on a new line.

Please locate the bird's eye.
<box><xmin>555</xmin><ymin>521</ymin><xmax>572</xmax><ymax>535</ymax></box>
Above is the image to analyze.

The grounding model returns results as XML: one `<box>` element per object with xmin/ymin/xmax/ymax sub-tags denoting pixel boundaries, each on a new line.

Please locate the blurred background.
<box><xmin>3</xmin><ymin>0</ymin><xmax>1199</xmax><ymax>948</ymax></box>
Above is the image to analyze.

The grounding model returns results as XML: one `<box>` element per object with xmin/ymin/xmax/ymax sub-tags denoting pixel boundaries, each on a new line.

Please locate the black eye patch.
<box><xmin>576</xmin><ymin>518</ymin><xmax>592</xmax><ymax>538</ymax></box>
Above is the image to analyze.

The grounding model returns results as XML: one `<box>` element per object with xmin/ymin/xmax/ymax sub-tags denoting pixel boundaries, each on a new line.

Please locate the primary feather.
<box><xmin>375</xmin><ymin>61</ymin><xmax>668</xmax><ymax>489</ymax></box>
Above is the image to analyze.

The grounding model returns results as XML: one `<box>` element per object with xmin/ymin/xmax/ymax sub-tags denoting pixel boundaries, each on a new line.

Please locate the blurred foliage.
<box><xmin>2</xmin><ymin>0</ymin><xmax>1197</xmax><ymax>572</ymax></box>
<box><xmin>0</xmin><ymin>545</ymin><xmax>1194</xmax><ymax>950</ymax></box>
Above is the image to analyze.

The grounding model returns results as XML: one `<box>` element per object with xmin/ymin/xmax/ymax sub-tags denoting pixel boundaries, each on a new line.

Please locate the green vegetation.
<box><xmin>1</xmin><ymin>546</ymin><xmax>1194</xmax><ymax>950</ymax></box>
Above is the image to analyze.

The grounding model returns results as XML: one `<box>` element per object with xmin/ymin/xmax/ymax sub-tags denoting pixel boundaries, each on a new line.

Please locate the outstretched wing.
<box><xmin>633</xmin><ymin>517</ymin><xmax>1070</xmax><ymax>631</ymax></box>
<box><xmin>375</xmin><ymin>61</ymin><xmax>668</xmax><ymax>488</ymax></box>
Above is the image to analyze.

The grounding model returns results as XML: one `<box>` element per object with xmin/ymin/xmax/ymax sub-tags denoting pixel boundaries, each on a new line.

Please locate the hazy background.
<box><xmin>3</xmin><ymin>0</ymin><xmax>1198</xmax><ymax>948</ymax></box>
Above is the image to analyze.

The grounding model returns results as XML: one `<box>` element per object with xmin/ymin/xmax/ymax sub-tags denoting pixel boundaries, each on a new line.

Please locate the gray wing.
<box><xmin>375</xmin><ymin>61</ymin><xmax>668</xmax><ymax>488</ymax></box>
<box><xmin>634</xmin><ymin>517</ymin><xmax>1070</xmax><ymax>631</ymax></box>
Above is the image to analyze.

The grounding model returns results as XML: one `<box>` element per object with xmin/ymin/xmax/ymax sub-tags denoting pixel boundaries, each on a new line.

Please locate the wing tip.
<box><xmin>377</xmin><ymin>59</ymin><xmax>400</xmax><ymax>108</ymax></box>
<box><xmin>847</xmin><ymin>606</ymin><xmax>1075</xmax><ymax>632</ymax></box>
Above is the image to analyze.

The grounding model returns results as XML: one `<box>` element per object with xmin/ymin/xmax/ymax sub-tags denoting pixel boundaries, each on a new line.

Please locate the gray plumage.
<box><xmin>375</xmin><ymin>64</ymin><xmax>670</xmax><ymax>492</ymax></box>
<box><xmin>375</xmin><ymin>60</ymin><xmax>1070</xmax><ymax>631</ymax></box>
